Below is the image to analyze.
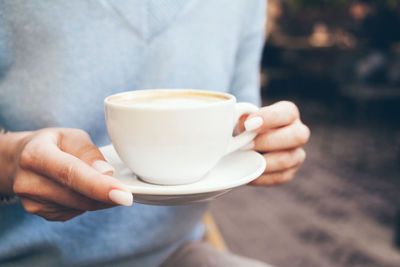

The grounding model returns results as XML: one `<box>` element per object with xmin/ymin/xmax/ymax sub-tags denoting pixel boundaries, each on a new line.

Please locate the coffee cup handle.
<box><xmin>224</xmin><ymin>102</ymin><xmax>259</xmax><ymax>155</ymax></box>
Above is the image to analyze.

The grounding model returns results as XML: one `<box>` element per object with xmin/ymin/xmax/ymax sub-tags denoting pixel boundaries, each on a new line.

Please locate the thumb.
<box><xmin>59</xmin><ymin>129</ymin><xmax>114</xmax><ymax>175</ymax></box>
<box><xmin>244</xmin><ymin>101</ymin><xmax>300</xmax><ymax>133</ymax></box>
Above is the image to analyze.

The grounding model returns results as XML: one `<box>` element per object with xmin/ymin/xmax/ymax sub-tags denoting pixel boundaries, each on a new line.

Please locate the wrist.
<box><xmin>0</xmin><ymin>130</ymin><xmax>33</xmax><ymax>195</ymax></box>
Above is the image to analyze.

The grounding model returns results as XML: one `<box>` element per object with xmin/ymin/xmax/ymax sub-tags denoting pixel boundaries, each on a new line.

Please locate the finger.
<box><xmin>235</xmin><ymin>114</ymin><xmax>250</xmax><ymax>134</ymax></box>
<box><xmin>19</xmin><ymin>132</ymin><xmax>133</xmax><ymax>206</ymax></box>
<box><xmin>243</xmin><ymin>101</ymin><xmax>300</xmax><ymax>132</ymax></box>
<box><xmin>263</xmin><ymin>148</ymin><xmax>306</xmax><ymax>173</ymax></box>
<box><xmin>19</xmin><ymin>197</ymin><xmax>84</xmax><ymax>222</ymax></box>
<box><xmin>254</xmin><ymin>120</ymin><xmax>310</xmax><ymax>152</ymax></box>
<box><xmin>250</xmin><ymin>166</ymin><xmax>299</xmax><ymax>186</ymax></box>
<box><xmin>14</xmin><ymin>169</ymin><xmax>114</xmax><ymax>211</ymax></box>
<box><xmin>59</xmin><ymin>129</ymin><xmax>114</xmax><ymax>175</ymax></box>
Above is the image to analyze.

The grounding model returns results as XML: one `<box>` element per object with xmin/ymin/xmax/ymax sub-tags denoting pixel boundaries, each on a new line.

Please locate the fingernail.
<box><xmin>240</xmin><ymin>141</ymin><xmax>255</xmax><ymax>150</ymax></box>
<box><xmin>244</xmin><ymin>116</ymin><xmax>263</xmax><ymax>131</ymax></box>
<box><xmin>109</xmin><ymin>189</ymin><xmax>133</xmax><ymax>206</ymax></box>
<box><xmin>92</xmin><ymin>160</ymin><xmax>115</xmax><ymax>175</ymax></box>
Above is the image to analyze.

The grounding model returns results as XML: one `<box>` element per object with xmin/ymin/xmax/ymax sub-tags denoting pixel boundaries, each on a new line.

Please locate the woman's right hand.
<box><xmin>1</xmin><ymin>128</ymin><xmax>133</xmax><ymax>222</ymax></box>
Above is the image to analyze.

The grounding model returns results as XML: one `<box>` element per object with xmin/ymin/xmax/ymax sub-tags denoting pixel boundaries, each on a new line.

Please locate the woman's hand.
<box><xmin>242</xmin><ymin>101</ymin><xmax>310</xmax><ymax>186</ymax></box>
<box><xmin>1</xmin><ymin>128</ymin><xmax>133</xmax><ymax>221</ymax></box>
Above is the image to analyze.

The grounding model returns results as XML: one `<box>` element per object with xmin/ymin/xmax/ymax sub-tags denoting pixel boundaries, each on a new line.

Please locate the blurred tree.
<box><xmin>286</xmin><ymin>0</ymin><xmax>399</xmax><ymax>10</ymax></box>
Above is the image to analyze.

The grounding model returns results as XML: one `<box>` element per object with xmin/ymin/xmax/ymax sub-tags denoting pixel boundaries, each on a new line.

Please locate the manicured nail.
<box><xmin>92</xmin><ymin>160</ymin><xmax>115</xmax><ymax>175</ymax></box>
<box><xmin>244</xmin><ymin>116</ymin><xmax>263</xmax><ymax>131</ymax></box>
<box><xmin>108</xmin><ymin>189</ymin><xmax>133</xmax><ymax>206</ymax></box>
<box><xmin>240</xmin><ymin>141</ymin><xmax>255</xmax><ymax>150</ymax></box>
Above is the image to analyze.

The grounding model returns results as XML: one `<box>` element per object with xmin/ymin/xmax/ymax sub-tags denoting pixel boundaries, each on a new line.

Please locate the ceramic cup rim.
<box><xmin>104</xmin><ymin>89</ymin><xmax>236</xmax><ymax>110</ymax></box>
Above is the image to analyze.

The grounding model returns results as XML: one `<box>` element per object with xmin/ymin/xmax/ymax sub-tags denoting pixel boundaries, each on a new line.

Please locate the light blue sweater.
<box><xmin>0</xmin><ymin>0</ymin><xmax>265</xmax><ymax>266</ymax></box>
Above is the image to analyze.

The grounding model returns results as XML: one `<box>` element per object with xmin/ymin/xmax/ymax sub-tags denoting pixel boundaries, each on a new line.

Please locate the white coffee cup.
<box><xmin>104</xmin><ymin>89</ymin><xmax>259</xmax><ymax>185</ymax></box>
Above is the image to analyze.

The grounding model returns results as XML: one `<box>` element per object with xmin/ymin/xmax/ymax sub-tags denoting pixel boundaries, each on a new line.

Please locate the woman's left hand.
<box><xmin>241</xmin><ymin>101</ymin><xmax>310</xmax><ymax>186</ymax></box>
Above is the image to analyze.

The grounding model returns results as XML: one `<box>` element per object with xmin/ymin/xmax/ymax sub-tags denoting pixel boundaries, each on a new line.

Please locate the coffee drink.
<box><xmin>108</xmin><ymin>91</ymin><xmax>228</xmax><ymax>108</ymax></box>
<box><xmin>104</xmin><ymin>89</ymin><xmax>258</xmax><ymax>185</ymax></box>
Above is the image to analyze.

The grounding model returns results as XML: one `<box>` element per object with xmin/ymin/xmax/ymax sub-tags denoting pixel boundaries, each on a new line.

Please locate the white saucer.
<box><xmin>100</xmin><ymin>145</ymin><xmax>266</xmax><ymax>206</ymax></box>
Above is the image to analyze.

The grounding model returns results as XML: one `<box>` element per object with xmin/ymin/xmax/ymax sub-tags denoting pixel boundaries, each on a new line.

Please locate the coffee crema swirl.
<box><xmin>108</xmin><ymin>91</ymin><xmax>229</xmax><ymax>108</ymax></box>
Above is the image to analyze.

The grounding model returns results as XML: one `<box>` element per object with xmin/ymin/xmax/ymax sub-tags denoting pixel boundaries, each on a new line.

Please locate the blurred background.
<box><xmin>210</xmin><ymin>1</ymin><xmax>400</xmax><ymax>266</ymax></box>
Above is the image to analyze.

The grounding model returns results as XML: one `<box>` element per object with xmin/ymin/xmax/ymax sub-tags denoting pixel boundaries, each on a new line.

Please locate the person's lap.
<box><xmin>0</xmin><ymin>241</ymin><xmax>273</xmax><ymax>267</ymax></box>
<box><xmin>160</xmin><ymin>241</ymin><xmax>273</xmax><ymax>267</ymax></box>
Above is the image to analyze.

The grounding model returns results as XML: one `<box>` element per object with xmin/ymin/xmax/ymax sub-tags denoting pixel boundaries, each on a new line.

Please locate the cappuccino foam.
<box><xmin>110</xmin><ymin>93</ymin><xmax>227</xmax><ymax>108</ymax></box>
